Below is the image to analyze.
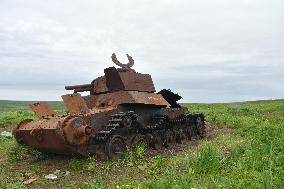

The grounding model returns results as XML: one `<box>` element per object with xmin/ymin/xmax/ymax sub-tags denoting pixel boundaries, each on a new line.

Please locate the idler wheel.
<box><xmin>105</xmin><ymin>135</ymin><xmax>126</xmax><ymax>159</ymax></box>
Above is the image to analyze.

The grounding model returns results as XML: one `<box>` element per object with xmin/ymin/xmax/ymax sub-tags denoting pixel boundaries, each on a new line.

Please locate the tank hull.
<box><xmin>13</xmin><ymin>106</ymin><xmax>205</xmax><ymax>157</ymax></box>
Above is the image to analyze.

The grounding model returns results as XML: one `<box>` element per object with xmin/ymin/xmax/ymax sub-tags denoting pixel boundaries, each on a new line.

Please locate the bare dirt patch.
<box><xmin>205</xmin><ymin>124</ymin><xmax>235</xmax><ymax>139</ymax></box>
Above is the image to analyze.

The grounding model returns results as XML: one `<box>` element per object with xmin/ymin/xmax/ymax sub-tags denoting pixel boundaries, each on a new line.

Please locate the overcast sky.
<box><xmin>0</xmin><ymin>0</ymin><xmax>283</xmax><ymax>102</ymax></box>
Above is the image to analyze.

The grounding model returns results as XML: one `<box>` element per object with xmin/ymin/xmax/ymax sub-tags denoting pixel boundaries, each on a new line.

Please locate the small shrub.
<box><xmin>125</xmin><ymin>144</ymin><xmax>146</xmax><ymax>166</ymax></box>
<box><xmin>124</xmin><ymin>148</ymin><xmax>134</xmax><ymax>166</ymax></box>
<box><xmin>134</xmin><ymin>143</ymin><xmax>146</xmax><ymax>159</ymax></box>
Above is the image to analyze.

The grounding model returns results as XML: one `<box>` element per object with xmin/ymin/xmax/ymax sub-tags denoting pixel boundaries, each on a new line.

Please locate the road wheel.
<box><xmin>152</xmin><ymin>130</ymin><xmax>164</xmax><ymax>150</ymax></box>
<box><xmin>196</xmin><ymin>115</ymin><xmax>206</xmax><ymax>138</ymax></box>
<box><xmin>105</xmin><ymin>135</ymin><xmax>126</xmax><ymax>159</ymax></box>
<box><xmin>176</xmin><ymin>129</ymin><xmax>187</xmax><ymax>144</ymax></box>
<box><xmin>164</xmin><ymin>130</ymin><xmax>175</xmax><ymax>148</ymax></box>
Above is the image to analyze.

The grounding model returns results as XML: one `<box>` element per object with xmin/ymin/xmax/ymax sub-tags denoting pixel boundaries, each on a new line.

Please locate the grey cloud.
<box><xmin>0</xmin><ymin>0</ymin><xmax>283</xmax><ymax>102</ymax></box>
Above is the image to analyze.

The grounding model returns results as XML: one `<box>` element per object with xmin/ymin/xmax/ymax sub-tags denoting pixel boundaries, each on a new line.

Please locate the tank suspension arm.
<box><xmin>65</xmin><ymin>84</ymin><xmax>93</xmax><ymax>93</ymax></box>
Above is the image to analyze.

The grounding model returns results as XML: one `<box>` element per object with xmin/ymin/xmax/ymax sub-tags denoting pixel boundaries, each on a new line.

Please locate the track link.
<box><xmin>95</xmin><ymin>111</ymin><xmax>136</xmax><ymax>141</ymax></box>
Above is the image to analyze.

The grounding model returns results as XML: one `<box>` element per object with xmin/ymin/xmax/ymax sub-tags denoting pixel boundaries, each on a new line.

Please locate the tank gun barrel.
<box><xmin>65</xmin><ymin>84</ymin><xmax>93</xmax><ymax>92</ymax></box>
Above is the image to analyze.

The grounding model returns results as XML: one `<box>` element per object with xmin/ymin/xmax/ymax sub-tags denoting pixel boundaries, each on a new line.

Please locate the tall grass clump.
<box><xmin>125</xmin><ymin>143</ymin><xmax>146</xmax><ymax>166</ymax></box>
<box><xmin>86</xmin><ymin>156</ymin><xmax>97</xmax><ymax>173</ymax></box>
<box><xmin>187</xmin><ymin>143</ymin><xmax>223</xmax><ymax>174</ymax></box>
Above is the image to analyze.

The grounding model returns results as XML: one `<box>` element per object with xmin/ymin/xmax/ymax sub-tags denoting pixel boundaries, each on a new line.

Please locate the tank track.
<box><xmin>145</xmin><ymin>113</ymin><xmax>205</xmax><ymax>135</ymax></box>
<box><xmin>144</xmin><ymin>113</ymin><xmax>205</xmax><ymax>148</ymax></box>
<box><xmin>94</xmin><ymin>111</ymin><xmax>205</xmax><ymax>158</ymax></box>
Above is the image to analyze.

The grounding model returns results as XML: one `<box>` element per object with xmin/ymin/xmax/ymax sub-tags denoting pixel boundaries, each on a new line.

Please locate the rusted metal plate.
<box><xmin>119</xmin><ymin>71</ymin><xmax>155</xmax><ymax>92</ymax></box>
<box><xmin>104</xmin><ymin>67</ymin><xmax>125</xmax><ymax>91</ymax></box>
<box><xmin>91</xmin><ymin>76</ymin><xmax>109</xmax><ymax>94</ymax></box>
<box><xmin>128</xmin><ymin>91</ymin><xmax>169</xmax><ymax>106</ymax></box>
<box><xmin>62</xmin><ymin>93</ymin><xmax>90</xmax><ymax>114</ymax></box>
<box><xmin>161</xmin><ymin>107</ymin><xmax>189</xmax><ymax>119</ymax></box>
<box><xmin>13</xmin><ymin>115</ymin><xmax>91</xmax><ymax>155</ymax></box>
<box><xmin>83</xmin><ymin>91</ymin><xmax>169</xmax><ymax>109</ymax></box>
<box><xmin>31</xmin><ymin>102</ymin><xmax>55</xmax><ymax>118</ymax></box>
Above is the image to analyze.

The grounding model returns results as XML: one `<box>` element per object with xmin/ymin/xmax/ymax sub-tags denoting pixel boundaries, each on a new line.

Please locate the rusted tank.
<box><xmin>13</xmin><ymin>53</ymin><xmax>206</xmax><ymax>158</ymax></box>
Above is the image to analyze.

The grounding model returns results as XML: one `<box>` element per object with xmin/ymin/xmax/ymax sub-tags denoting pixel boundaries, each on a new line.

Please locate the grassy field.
<box><xmin>0</xmin><ymin>100</ymin><xmax>283</xmax><ymax>188</ymax></box>
<box><xmin>0</xmin><ymin>100</ymin><xmax>65</xmax><ymax>113</ymax></box>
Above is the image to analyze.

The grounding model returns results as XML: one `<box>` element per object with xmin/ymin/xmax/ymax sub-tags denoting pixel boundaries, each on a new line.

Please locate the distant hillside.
<box><xmin>0</xmin><ymin>100</ymin><xmax>64</xmax><ymax>112</ymax></box>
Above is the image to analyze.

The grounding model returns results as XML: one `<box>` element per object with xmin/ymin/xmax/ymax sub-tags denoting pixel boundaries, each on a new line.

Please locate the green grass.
<box><xmin>0</xmin><ymin>99</ymin><xmax>283</xmax><ymax>188</ymax></box>
<box><xmin>0</xmin><ymin>100</ymin><xmax>64</xmax><ymax>113</ymax></box>
<box><xmin>0</xmin><ymin>100</ymin><xmax>64</xmax><ymax>126</ymax></box>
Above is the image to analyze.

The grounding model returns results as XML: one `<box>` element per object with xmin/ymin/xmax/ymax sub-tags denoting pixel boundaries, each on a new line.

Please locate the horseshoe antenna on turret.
<box><xmin>111</xmin><ymin>53</ymin><xmax>134</xmax><ymax>69</ymax></box>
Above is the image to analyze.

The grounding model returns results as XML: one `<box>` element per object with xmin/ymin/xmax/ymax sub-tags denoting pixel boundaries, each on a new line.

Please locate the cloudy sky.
<box><xmin>0</xmin><ymin>0</ymin><xmax>283</xmax><ymax>102</ymax></box>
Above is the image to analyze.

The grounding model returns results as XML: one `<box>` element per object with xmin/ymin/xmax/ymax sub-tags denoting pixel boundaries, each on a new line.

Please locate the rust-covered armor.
<box><xmin>13</xmin><ymin>54</ymin><xmax>205</xmax><ymax>158</ymax></box>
